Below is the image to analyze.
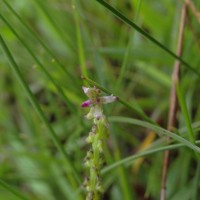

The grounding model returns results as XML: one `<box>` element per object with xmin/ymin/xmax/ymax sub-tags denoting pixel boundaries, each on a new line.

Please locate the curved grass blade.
<box><xmin>110</xmin><ymin>116</ymin><xmax>200</xmax><ymax>153</ymax></box>
<box><xmin>95</xmin><ymin>0</ymin><xmax>200</xmax><ymax>77</ymax></box>
<box><xmin>102</xmin><ymin>116</ymin><xmax>200</xmax><ymax>174</ymax></box>
<box><xmin>102</xmin><ymin>139</ymin><xmax>200</xmax><ymax>174</ymax></box>
<box><xmin>0</xmin><ymin>35</ymin><xmax>80</xmax><ymax>188</ymax></box>
<box><xmin>0</xmin><ymin>179</ymin><xmax>29</xmax><ymax>200</ymax></box>
<box><xmin>101</xmin><ymin>143</ymin><xmax>183</xmax><ymax>174</ymax></box>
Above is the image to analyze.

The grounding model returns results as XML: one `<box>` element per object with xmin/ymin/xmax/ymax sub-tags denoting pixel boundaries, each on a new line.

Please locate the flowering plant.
<box><xmin>81</xmin><ymin>86</ymin><xmax>117</xmax><ymax>200</ymax></box>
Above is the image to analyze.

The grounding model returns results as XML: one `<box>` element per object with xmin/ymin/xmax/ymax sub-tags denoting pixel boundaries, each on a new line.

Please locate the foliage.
<box><xmin>0</xmin><ymin>0</ymin><xmax>200</xmax><ymax>199</ymax></box>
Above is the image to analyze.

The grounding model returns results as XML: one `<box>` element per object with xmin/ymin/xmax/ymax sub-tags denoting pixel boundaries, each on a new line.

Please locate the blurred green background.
<box><xmin>0</xmin><ymin>0</ymin><xmax>200</xmax><ymax>199</ymax></box>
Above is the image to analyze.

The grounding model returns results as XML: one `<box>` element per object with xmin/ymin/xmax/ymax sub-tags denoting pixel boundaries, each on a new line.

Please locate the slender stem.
<box><xmin>160</xmin><ymin>1</ymin><xmax>188</xmax><ymax>199</ymax></box>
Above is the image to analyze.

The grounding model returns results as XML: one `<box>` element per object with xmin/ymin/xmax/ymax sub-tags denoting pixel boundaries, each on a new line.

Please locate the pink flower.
<box><xmin>81</xmin><ymin>86</ymin><xmax>117</xmax><ymax>119</ymax></box>
<box><xmin>81</xmin><ymin>100</ymin><xmax>92</xmax><ymax>108</ymax></box>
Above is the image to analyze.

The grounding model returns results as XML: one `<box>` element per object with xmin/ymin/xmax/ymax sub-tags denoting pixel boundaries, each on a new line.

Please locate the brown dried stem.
<box><xmin>160</xmin><ymin>1</ymin><xmax>189</xmax><ymax>200</ymax></box>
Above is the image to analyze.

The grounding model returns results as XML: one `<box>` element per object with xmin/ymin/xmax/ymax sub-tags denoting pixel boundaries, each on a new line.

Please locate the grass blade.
<box><xmin>95</xmin><ymin>0</ymin><xmax>200</xmax><ymax>77</ymax></box>
<box><xmin>0</xmin><ymin>35</ymin><xmax>80</xmax><ymax>188</ymax></box>
<box><xmin>101</xmin><ymin>116</ymin><xmax>200</xmax><ymax>173</ymax></box>
<box><xmin>2</xmin><ymin>0</ymin><xmax>75</xmax><ymax>83</ymax></box>
<box><xmin>176</xmin><ymin>82</ymin><xmax>195</xmax><ymax>143</ymax></box>
<box><xmin>101</xmin><ymin>143</ymin><xmax>183</xmax><ymax>174</ymax></box>
<box><xmin>0</xmin><ymin>14</ymin><xmax>76</xmax><ymax>113</ymax></box>
<box><xmin>102</xmin><ymin>139</ymin><xmax>200</xmax><ymax>174</ymax></box>
<box><xmin>110</xmin><ymin>116</ymin><xmax>200</xmax><ymax>153</ymax></box>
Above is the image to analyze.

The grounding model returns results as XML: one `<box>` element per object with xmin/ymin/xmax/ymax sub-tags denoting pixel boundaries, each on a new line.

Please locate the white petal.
<box><xmin>93</xmin><ymin>105</ymin><xmax>103</xmax><ymax>119</ymax></box>
<box><xmin>82</xmin><ymin>86</ymin><xmax>90</xmax><ymax>94</ymax></box>
<box><xmin>99</xmin><ymin>95</ymin><xmax>117</xmax><ymax>104</ymax></box>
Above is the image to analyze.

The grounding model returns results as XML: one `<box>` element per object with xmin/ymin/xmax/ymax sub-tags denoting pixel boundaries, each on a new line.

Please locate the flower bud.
<box><xmin>81</xmin><ymin>100</ymin><xmax>91</xmax><ymax>107</ymax></box>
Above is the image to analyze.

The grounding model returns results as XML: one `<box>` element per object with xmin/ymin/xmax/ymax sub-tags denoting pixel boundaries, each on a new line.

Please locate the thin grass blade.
<box><xmin>0</xmin><ymin>35</ymin><xmax>80</xmax><ymax>188</ymax></box>
<box><xmin>0</xmin><ymin>14</ymin><xmax>76</xmax><ymax>113</ymax></box>
<box><xmin>95</xmin><ymin>0</ymin><xmax>200</xmax><ymax>77</ymax></box>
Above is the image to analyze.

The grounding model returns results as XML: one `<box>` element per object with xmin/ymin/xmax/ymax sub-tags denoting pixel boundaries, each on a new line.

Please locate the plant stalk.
<box><xmin>160</xmin><ymin>1</ymin><xmax>188</xmax><ymax>199</ymax></box>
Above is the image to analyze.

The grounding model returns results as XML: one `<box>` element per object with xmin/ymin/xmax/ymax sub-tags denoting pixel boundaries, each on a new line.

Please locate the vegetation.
<box><xmin>0</xmin><ymin>0</ymin><xmax>200</xmax><ymax>199</ymax></box>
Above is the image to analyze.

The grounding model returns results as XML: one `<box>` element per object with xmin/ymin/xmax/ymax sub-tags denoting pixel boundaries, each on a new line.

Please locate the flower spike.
<box><xmin>81</xmin><ymin>86</ymin><xmax>117</xmax><ymax>199</ymax></box>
